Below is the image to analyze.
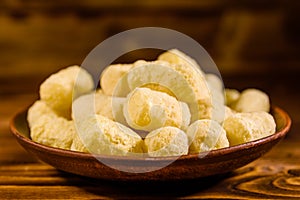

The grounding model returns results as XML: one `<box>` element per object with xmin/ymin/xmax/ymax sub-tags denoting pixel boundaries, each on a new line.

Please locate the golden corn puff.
<box><xmin>40</xmin><ymin>65</ymin><xmax>94</xmax><ymax>119</ymax></box>
<box><xmin>187</xmin><ymin>119</ymin><xmax>229</xmax><ymax>153</ymax></box>
<box><xmin>76</xmin><ymin>114</ymin><xmax>144</xmax><ymax>155</ymax></box>
<box><xmin>144</xmin><ymin>126</ymin><xmax>189</xmax><ymax>157</ymax></box>
<box><xmin>223</xmin><ymin>111</ymin><xmax>276</xmax><ymax>146</ymax></box>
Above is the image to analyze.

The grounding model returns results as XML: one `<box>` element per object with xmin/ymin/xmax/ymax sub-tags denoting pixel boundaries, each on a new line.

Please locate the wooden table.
<box><xmin>1</xmin><ymin>76</ymin><xmax>299</xmax><ymax>199</ymax></box>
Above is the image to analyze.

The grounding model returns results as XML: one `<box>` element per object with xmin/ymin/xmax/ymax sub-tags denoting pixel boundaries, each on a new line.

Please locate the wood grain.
<box><xmin>1</xmin><ymin>145</ymin><xmax>300</xmax><ymax>199</ymax></box>
<box><xmin>0</xmin><ymin>0</ymin><xmax>299</xmax><ymax>86</ymax></box>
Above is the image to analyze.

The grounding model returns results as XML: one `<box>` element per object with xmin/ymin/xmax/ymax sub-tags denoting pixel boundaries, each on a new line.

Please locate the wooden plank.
<box><xmin>0</xmin><ymin>12</ymin><xmax>219</xmax><ymax>79</ymax></box>
<box><xmin>0</xmin><ymin>0</ymin><xmax>228</xmax><ymax>11</ymax></box>
<box><xmin>0</xmin><ymin>0</ymin><xmax>299</xmax><ymax>84</ymax></box>
<box><xmin>0</xmin><ymin>159</ymin><xmax>300</xmax><ymax>199</ymax></box>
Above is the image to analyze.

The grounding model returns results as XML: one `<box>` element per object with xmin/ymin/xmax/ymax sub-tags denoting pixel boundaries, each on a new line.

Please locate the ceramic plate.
<box><xmin>10</xmin><ymin>106</ymin><xmax>291</xmax><ymax>181</ymax></box>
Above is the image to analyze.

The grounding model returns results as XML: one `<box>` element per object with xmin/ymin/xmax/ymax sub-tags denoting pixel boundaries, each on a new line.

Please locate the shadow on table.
<box><xmin>63</xmin><ymin>171</ymin><xmax>231</xmax><ymax>198</ymax></box>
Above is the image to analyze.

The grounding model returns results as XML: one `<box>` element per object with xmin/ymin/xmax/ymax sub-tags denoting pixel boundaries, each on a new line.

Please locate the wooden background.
<box><xmin>1</xmin><ymin>0</ymin><xmax>300</xmax><ymax>199</ymax></box>
<box><xmin>1</xmin><ymin>0</ymin><xmax>300</xmax><ymax>94</ymax></box>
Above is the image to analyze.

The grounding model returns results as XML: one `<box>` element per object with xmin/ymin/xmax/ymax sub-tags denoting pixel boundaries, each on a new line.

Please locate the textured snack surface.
<box><xmin>158</xmin><ymin>48</ymin><xmax>203</xmax><ymax>73</ymax></box>
<box><xmin>144</xmin><ymin>126</ymin><xmax>189</xmax><ymax>157</ymax></box>
<box><xmin>28</xmin><ymin>100</ymin><xmax>77</xmax><ymax>150</ymax></box>
<box><xmin>100</xmin><ymin>64</ymin><xmax>133</xmax><ymax>96</ymax></box>
<box><xmin>206</xmin><ymin>74</ymin><xmax>223</xmax><ymax>92</ymax></box>
<box><xmin>115</xmin><ymin>49</ymin><xmax>213</xmax><ymax>122</ymax></box>
<box><xmin>232</xmin><ymin>88</ymin><xmax>270</xmax><ymax>113</ymax></box>
<box><xmin>72</xmin><ymin>90</ymin><xmax>126</xmax><ymax>124</ymax></box>
<box><xmin>186</xmin><ymin>119</ymin><xmax>229</xmax><ymax>153</ymax></box>
<box><xmin>123</xmin><ymin>87</ymin><xmax>186</xmax><ymax>131</ymax></box>
<box><xmin>223</xmin><ymin>111</ymin><xmax>276</xmax><ymax>146</ymax></box>
<box><xmin>27</xmin><ymin>100</ymin><xmax>57</xmax><ymax>128</ymax></box>
<box><xmin>76</xmin><ymin>114</ymin><xmax>144</xmax><ymax>155</ymax></box>
<box><xmin>167</xmin><ymin>63</ymin><xmax>212</xmax><ymax>122</ymax></box>
<box><xmin>27</xmin><ymin>49</ymin><xmax>277</xmax><ymax>156</ymax></box>
<box><xmin>70</xmin><ymin>133</ymin><xmax>88</xmax><ymax>153</ymax></box>
<box><xmin>40</xmin><ymin>66</ymin><xmax>94</xmax><ymax>119</ymax></box>
<box><xmin>225</xmin><ymin>88</ymin><xmax>240</xmax><ymax>106</ymax></box>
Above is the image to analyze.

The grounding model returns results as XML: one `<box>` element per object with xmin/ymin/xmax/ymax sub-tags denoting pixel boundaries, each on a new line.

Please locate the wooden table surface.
<box><xmin>0</xmin><ymin>75</ymin><xmax>299</xmax><ymax>199</ymax></box>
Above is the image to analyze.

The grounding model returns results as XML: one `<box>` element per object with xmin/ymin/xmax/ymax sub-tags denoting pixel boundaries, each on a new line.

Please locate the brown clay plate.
<box><xmin>10</xmin><ymin>106</ymin><xmax>291</xmax><ymax>181</ymax></box>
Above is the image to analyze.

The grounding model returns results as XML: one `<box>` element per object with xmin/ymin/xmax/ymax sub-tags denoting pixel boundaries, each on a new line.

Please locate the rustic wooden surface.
<box><xmin>1</xmin><ymin>0</ymin><xmax>300</xmax><ymax>199</ymax></box>
<box><xmin>0</xmin><ymin>0</ymin><xmax>300</xmax><ymax>82</ymax></box>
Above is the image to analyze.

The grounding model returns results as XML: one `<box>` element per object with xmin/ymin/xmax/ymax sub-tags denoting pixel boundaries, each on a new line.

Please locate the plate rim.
<box><xmin>10</xmin><ymin>105</ymin><xmax>291</xmax><ymax>162</ymax></box>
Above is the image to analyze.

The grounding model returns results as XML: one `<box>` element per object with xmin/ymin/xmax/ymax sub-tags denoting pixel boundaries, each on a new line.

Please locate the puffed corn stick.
<box><xmin>232</xmin><ymin>88</ymin><xmax>270</xmax><ymax>112</ymax></box>
<box><xmin>28</xmin><ymin>100</ymin><xmax>81</xmax><ymax>150</ymax></box>
<box><xmin>123</xmin><ymin>87</ymin><xmax>190</xmax><ymax>132</ymax></box>
<box><xmin>40</xmin><ymin>65</ymin><xmax>94</xmax><ymax>119</ymax></box>
<box><xmin>144</xmin><ymin>126</ymin><xmax>189</xmax><ymax>157</ymax></box>
<box><xmin>186</xmin><ymin>119</ymin><xmax>229</xmax><ymax>153</ymax></box>
<box><xmin>225</xmin><ymin>88</ymin><xmax>240</xmax><ymax>106</ymax></box>
<box><xmin>100</xmin><ymin>64</ymin><xmax>133</xmax><ymax>96</ymax></box>
<box><xmin>75</xmin><ymin>114</ymin><xmax>144</xmax><ymax>155</ymax></box>
<box><xmin>223</xmin><ymin>111</ymin><xmax>276</xmax><ymax>146</ymax></box>
<box><xmin>72</xmin><ymin>90</ymin><xmax>126</xmax><ymax>124</ymax></box>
